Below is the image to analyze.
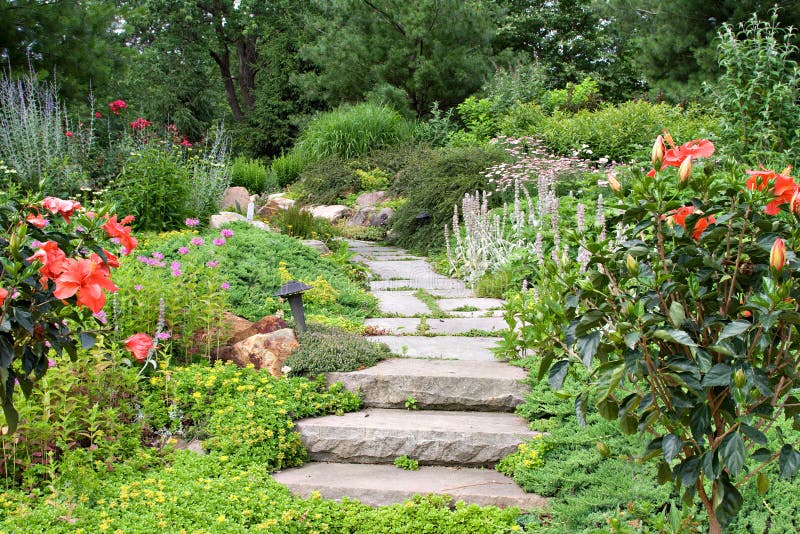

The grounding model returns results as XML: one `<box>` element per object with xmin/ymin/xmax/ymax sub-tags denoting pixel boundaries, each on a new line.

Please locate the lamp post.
<box><xmin>274</xmin><ymin>280</ymin><xmax>313</xmax><ymax>332</ymax></box>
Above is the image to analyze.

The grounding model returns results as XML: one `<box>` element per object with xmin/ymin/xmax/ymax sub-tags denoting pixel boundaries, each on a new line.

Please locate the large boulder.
<box><xmin>258</xmin><ymin>195</ymin><xmax>296</xmax><ymax>218</ymax></box>
<box><xmin>221</xmin><ymin>187</ymin><xmax>251</xmax><ymax>212</ymax></box>
<box><xmin>309</xmin><ymin>205</ymin><xmax>352</xmax><ymax>223</ymax></box>
<box><xmin>355</xmin><ymin>191</ymin><xmax>387</xmax><ymax>208</ymax></box>
<box><xmin>227</xmin><ymin>315</ymin><xmax>290</xmax><ymax>345</ymax></box>
<box><xmin>222</xmin><ymin>328</ymin><xmax>299</xmax><ymax>377</ymax></box>
<box><xmin>221</xmin><ymin>312</ymin><xmax>254</xmax><ymax>342</ymax></box>
<box><xmin>369</xmin><ymin>207</ymin><xmax>394</xmax><ymax>226</ymax></box>
<box><xmin>349</xmin><ymin>206</ymin><xmax>376</xmax><ymax>226</ymax></box>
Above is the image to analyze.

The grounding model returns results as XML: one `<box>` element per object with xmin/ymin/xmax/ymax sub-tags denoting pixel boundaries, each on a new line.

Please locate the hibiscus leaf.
<box><xmin>717</xmin><ymin>320</ymin><xmax>751</xmax><ymax>342</ymax></box>
<box><xmin>654</xmin><ymin>328</ymin><xmax>696</xmax><ymax>346</ymax></box>
<box><xmin>779</xmin><ymin>444</ymin><xmax>800</xmax><ymax>479</ymax></box>
<box><xmin>662</xmin><ymin>433</ymin><xmax>682</xmax><ymax>463</ymax></box>
<box><xmin>702</xmin><ymin>364</ymin><xmax>731</xmax><ymax>387</ymax></box>
<box><xmin>577</xmin><ymin>331</ymin><xmax>601</xmax><ymax>369</ymax></box>
<box><xmin>720</xmin><ymin>432</ymin><xmax>745</xmax><ymax>476</ymax></box>
<box><xmin>548</xmin><ymin>360</ymin><xmax>569</xmax><ymax>390</ymax></box>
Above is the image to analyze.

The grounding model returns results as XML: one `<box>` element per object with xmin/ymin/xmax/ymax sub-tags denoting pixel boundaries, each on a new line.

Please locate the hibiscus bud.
<box><xmin>770</xmin><ymin>238</ymin><xmax>786</xmax><ymax>274</ymax></box>
<box><xmin>626</xmin><ymin>254</ymin><xmax>639</xmax><ymax>275</ymax></box>
<box><xmin>651</xmin><ymin>135</ymin><xmax>666</xmax><ymax>166</ymax></box>
<box><xmin>678</xmin><ymin>156</ymin><xmax>693</xmax><ymax>182</ymax></box>
<box><xmin>606</xmin><ymin>172</ymin><xmax>621</xmax><ymax>193</ymax></box>
<box><xmin>791</xmin><ymin>189</ymin><xmax>800</xmax><ymax>214</ymax></box>
<box><xmin>733</xmin><ymin>369</ymin><xmax>746</xmax><ymax>389</ymax></box>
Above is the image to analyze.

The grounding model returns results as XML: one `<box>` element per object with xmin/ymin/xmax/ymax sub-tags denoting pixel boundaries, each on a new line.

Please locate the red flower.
<box><xmin>53</xmin><ymin>257</ymin><xmax>118</xmax><ymax>313</ymax></box>
<box><xmin>109</xmin><ymin>100</ymin><xmax>127</xmax><ymax>114</ymax></box>
<box><xmin>668</xmin><ymin>206</ymin><xmax>715</xmax><ymax>241</ymax></box>
<box><xmin>41</xmin><ymin>197</ymin><xmax>82</xmax><ymax>223</ymax></box>
<box><xmin>65</xmin><ymin>131</ymin><xmax>74</xmax><ymax>138</ymax></box>
<box><xmin>180</xmin><ymin>138</ymin><xmax>192</xmax><ymax>147</ymax></box>
<box><xmin>691</xmin><ymin>214</ymin><xmax>716</xmax><ymax>241</ymax></box>
<box><xmin>102</xmin><ymin>215</ymin><xmax>138</xmax><ymax>254</ymax></box>
<box><xmin>27</xmin><ymin>241</ymin><xmax>68</xmax><ymax>282</ymax></box>
<box><xmin>671</xmin><ymin>206</ymin><xmax>695</xmax><ymax>228</ymax></box>
<box><xmin>26</xmin><ymin>213</ymin><xmax>49</xmax><ymax>229</ymax></box>
<box><xmin>129</xmin><ymin>117</ymin><xmax>150</xmax><ymax>131</ymax></box>
<box><xmin>746</xmin><ymin>169</ymin><xmax>775</xmax><ymax>191</ymax></box>
<box><xmin>0</xmin><ymin>287</ymin><xmax>7</xmax><ymax>307</ymax></box>
<box><xmin>125</xmin><ymin>333</ymin><xmax>154</xmax><ymax>362</ymax></box>
<box><xmin>663</xmin><ymin>139</ymin><xmax>715</xmax><ymax>167</ymax></box>
<box><xmin>95</xmin><ymin>112</ymin><xmax>102</xmax><ymax>118</ymax></box>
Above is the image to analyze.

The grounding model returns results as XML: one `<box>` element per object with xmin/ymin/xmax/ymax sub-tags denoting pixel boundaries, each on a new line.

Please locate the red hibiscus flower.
<box><xmin>0</xmin><ymin>287</ymin><xmax>7</xmax><ymax>307</ymax></box>
<box><xmin>41</xmin><ymin>197</ymin><xmax>82</xmax><ymax>223</ymax></box>
<box><xmin>125</xmin><ymin>333</ymin><xmax>154</xmax><ymax>362</ymax></box>
<box><xmin>102</xmin><ymin>215</ymin><xmax>138</xmax><ymax>254</ymax></box>
<box><xmin>668</xmin><ymin>206</ymin><xmax>715</xmax><ymax>241</ymax></box>
<box><xmin>745</xmin><ymin>169</ymin><xmax>775</xmax><ymax>191</ymax></box>
<box><xmin>27</xmin><ymin>241</ymin><xmax>68</xmax><ymax>282</ymax></box>
<box><xmin>663</xmin><ymin>139</ymin><xmax>715</xmax><ymax>167</ymax></box>
<box><xmin>26</xmin><ymin>213</ymin><xmax>48</xmax><ymax>229</ymax></box>
<box><xmin>53</xmin><ymin>257</ymin><xmax>118</xmax><ymax>313</ymax></box>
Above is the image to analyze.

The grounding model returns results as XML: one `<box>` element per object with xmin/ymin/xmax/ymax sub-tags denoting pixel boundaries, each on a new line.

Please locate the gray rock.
<box><xmin>355</xmin><ymin>191</ymin><xmax>387</xmax><ymax>207</ymax></box>
<box><xmin>368</xmin><ymin>207</ymin><xmax>394</xmax><ymax>226</ymax></box>
<box><xmin>309</xmin><ymin>205</ymin><xmax>352</xmax><ymax>222</ymax></box>
<box><xmin>425</xmin><ymin>316</ymin><xmax>508</xmax><ymax>335</ymax></box>
<box><xmin>302</xmin><ymin>239</ymin><xmax>330</xmax><ymax>254</ymax></box>
<box><xmin>172</xmin><ymin>438</ymin><xmax>206</xmax><ymax>455</ymax></box>
<box><xmin>366</xmin><ymin>335</ymin><xmax>501</xmax><ymax>361</ymax></box>
<box><xmin>349</xmin><ymin>206</ymin><xmax>376</xmax><ymax>226</ymax></box>
<box><xmin>326</xmin><ymin>358</ymin><xmax>528</xmax><ymax>412</ymax></box>
<box><xmin>273</xmin><ymin>463</ymin><xmax>548</xmax><ymax>509</ymax></box>
<box><xmin>210</xmin><ymin>211</ymin><xmax>246</xmax><ymax>228</ymax></box>
<box><xmin>248</xmin><ymin>220</ymin><xmax>270</xmax><ymax>231</ymax></box>
<box><xmin>221</xmin><ymin>186</ymin><xmax>250</xmax><ymax>211</ymax></box>
<box><xmin>296</xmin><ymin>408</ymin><xmax>537</xmax><ymax>466</ymax></box>
<box><xmin>373</xmin><ymin>291</ymin><xmax>431</xmax><ymax>316</ymax></box>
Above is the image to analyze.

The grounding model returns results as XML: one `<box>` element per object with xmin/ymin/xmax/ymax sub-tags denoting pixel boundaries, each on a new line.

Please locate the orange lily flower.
<box><xmin>53</xmin><ymin>257</ymin><xmax>118</xmax><ymax>313</ymax></box>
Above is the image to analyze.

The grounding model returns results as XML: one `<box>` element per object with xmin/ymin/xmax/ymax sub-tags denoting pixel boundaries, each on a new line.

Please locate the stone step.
<box><xmin>296</xmin><ymin>408</ymin><xmax>536</xmax><ymax>466</ymax></box>
<box><xmin>370</xmin><ymin>278</ymin><xmax>468</xmax><ymax>292</ymax></box>
<box><xmin>363</xmin><ymin>259</ymin><xmax>435</xmax><ymax>280</ymax></box>
<box><xmin>373</xmin><ymin>290</ymin><xmax>431</xmax><ymax>316</ymax></box>
<box><xmin>326</xmin><ymin>359</ymin><xmax>528</xmax><ymax>412</ymax></box>
<box><xmin>364</xmin><ymin>316</ymin><xmax>508</xmax><ymax>335</ymax></box>
<box><xmin>273</xmin><ymin>462</ymin><xmax>547</xmax><ymax>510</ymax></box>
<box><xmin>367</xmin><ymin>335</ymin><xmax>502</xmax><ymax>361</ymax></box>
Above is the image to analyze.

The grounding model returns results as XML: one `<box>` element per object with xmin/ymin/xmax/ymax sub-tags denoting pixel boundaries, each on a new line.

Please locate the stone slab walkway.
<box><xmin>272</xmin><ymin>239</ymin><xmax>544</xmax><ymax>511</ymax></box>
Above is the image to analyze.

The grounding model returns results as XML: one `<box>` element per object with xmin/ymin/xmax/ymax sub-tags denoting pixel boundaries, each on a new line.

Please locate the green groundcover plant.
<box><xmin>508</xmin><ymin>133</ymin><xmax>800</xmax><ymax>531</ymax></box>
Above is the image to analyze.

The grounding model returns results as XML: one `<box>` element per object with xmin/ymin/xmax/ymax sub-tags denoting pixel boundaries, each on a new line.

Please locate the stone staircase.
<box><xmin>272</xmin><ymin>240</ymin><xmax>546</xmax><ymax>510</ymax></box>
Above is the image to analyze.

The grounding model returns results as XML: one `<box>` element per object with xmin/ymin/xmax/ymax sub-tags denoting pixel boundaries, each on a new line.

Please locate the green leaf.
<box><xmin>653</xmin><ymin>328</ymin><xmax>696</xmax><ymax>346</ymax></box>
<box><xmin>740</xmin><ymin>424</ymin><xmax>767</xmax><ymax>445</ymax></box>
<box><xmin>757</xmin><ymin>472</ymin><xmax>770</xmax><ymax>495</ymax></box>
<box><xmin>675</xmin><ymin>456</ymin><xmax>701</xmax><ymax>486</ymax></box>
<box><xmin>577</xmin><ymin>331</ymin><xmax>600</xmax><ymax>369</ymax></box>
<box><xmin>715</xmin><ymin>474</ymin><xmax>743</xmax><ymax>528</ymax></box>
<box><xmin>669</xmin><ymin>301</ymin><xmax>685</xmax><ymax>328</ymax></box>
<box><xmin>657</xmin><ymin>460</ymin><xmax>673</xmax><ymax>485</ymax></box>
<box><xmin>596</xmin><ymin>398</ymin><xmax>619</xmax><ymax>421</ymax></box>
<box><xmin>575</xmin><ymin>392</ymin><xmax>588</xmax><ymax>427</ymax></box>
<box><xmin>548</xmin><ymin>360</ymin><xmax>569</xmax><ymax>390</ymax></box>
<box><xmin>720</xmin><ymin>432</ymin><xmax>745</xmax><ymax>476</ymax></box>
<box><xmin>537</xmin><ymin>352</ymin><xmax>554</xmax><ymax>382</ymax></box>
<box><xmin>575</xmin><ymin>310</ymin><xmax>604</xmax><ymax>337</ymax></box>
<box><xmin>702</xmin><ymin>364</ymin><xmax>732</xmax><ymax>388</ymax></box>
<box><xmin>595</xmin><ymin>360</ymin><xmax>625</xmax><ymax>402</ymax></box>
<box><xmin>620</xmin><ymin>414</ymin><xmax>638</xmax><ymax>435</ymax></box>
<box><xmin>717</xmin><ymin>320</ymin><xmax>751</xmax><ymax>342</ymax></box>
<box><xmin>663</xmin><ymin>433</ymin><xmax>682</xmax><ymax>463</ymax></box>
<box><xmin>779</xmin><ymin>444</ymin><xmax>800</xmax><ymax>479</ymax></box>
<box><xmin>624</xmin><ymin>331</ymin><xmax>640</xmax><ymax>350</ymax></box>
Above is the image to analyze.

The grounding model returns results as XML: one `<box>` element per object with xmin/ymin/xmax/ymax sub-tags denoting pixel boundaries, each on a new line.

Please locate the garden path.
<box><xmin>272</xmin><ymin>240</ymin><xmax>546</xmax><ymax>510</ymax></box>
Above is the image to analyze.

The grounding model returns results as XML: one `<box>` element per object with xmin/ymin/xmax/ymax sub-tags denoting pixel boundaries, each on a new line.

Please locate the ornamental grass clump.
<box><xmin>521</xmin><ymin>132</ymin><xmax>800</xmax><ymax>530</ymax></box>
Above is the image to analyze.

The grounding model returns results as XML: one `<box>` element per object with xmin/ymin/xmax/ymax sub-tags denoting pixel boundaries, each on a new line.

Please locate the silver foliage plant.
<box><xmin>188</xmin><ymin>122</ymin><xmax>232</xmax><ymax>217</ymax></box>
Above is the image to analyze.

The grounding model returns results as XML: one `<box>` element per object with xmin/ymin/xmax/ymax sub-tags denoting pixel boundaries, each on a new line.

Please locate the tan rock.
<box><xmin>223</xmin><ymin>328</ymin><xmax>299</xmax><ymax>377</ymax></box>
<box><xmin>355</xmin><ymin>191</ymin><xmax>387</xmax><ymax>207</ymax></box>
<box><xmin>221</xmin><ymin>186</ymin><xmax>251</xmax><ymax>211</ymax></box>
<box><xmin>221</xmin><ymin>312</ymin><xmax>254</xmax><ymax>342</ymax></box>
<box><xmin>227</xmin><ymin>315</ymin><xmax>290</xmax><ymax>345</ymax></box>
<box><xmin>210</xmin><ymin>211</ymin><xmax>246</xmax><ymax>228</ymax></box>
<box><xmin>308</xmin><ymin>205</ymin><xmax>352</xmax><ymax>223</ymax></box>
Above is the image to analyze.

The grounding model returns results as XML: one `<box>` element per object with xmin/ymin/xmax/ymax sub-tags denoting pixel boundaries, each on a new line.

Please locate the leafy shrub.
<box><xmin>412</xmin><ymin>102</ymin><xmax>458</xmax><ymax>147</ymax></box>
<box><xmin>711</xmin><ymin>11</ymin><xmax>800</xmax><ymax>162</ymax></box>
<box><xmin>389</xmin><ymin>145</ymin><xmax>506</xmax><ymax>254</ymax></box>
<box><xmin>230</xmin><ymin>155</ymin><xmax>276</xmax><ymax>195</ymax></box>
<box><xmin>271</xmin><ymin>149</ymin><xmax>307</xmax><ymax>187</ymax></box>
<box><xmin>185</xmin><ymin>127</ymin><xmax>231</xmax><ymax>221</ymax></box>
<box><xmin>292</xmin><ymin>155</ymin><xmax>360</xmax><ymax>205</ymax></box>
<box><xmin>497</xmin><ymin>102</ymin><xmax>547</xmax><ymax>138</ymax></box>
<box><xmin>483</xmin><ymin>61</ymin><xmax>548</xmax><ymax>112</ymax></box>
<box><xmin>284</xmin><ymin>325</ymin><xmax>391</xmax><ymax>377</ymax></box>
<box><xmin>355</xmin><ymin>167</ymin><xmax>390</xmax><ymax>191</ymax></box>
<box><xmin>453</xmin><ymin>96</ymin><xmax>498</xmax><ymax>143</ymax></box>
<box><xmin>509</xmin><ymin>101</ymin><xmax>716</xmax><ymax>162</ymax></box>
<box><xmin>270</xmin><ymin>205</ymin><xmax>335</xmax><ymax>240</ymax></box>
<box><xmin>0</xmin><ymin>350</ymin><xmax>141</xmax><ymax>489</ymax></box>
<box><xmin>295</xmin><ymin>103</ymin><xmax>411</xmax><ymax>161</ymax></box>
<box><xmin>539</xmin><ymin>77</ymin><xmax>600</xmax><ymax>114</ymax></box>
<box><xmin>142</xmin><ymin>362</ymin><xmax>361</xmax><ymax>468</ymax></box>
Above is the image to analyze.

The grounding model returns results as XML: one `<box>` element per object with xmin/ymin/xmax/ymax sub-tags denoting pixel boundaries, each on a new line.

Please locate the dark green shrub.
<box><xmin>389</xmin><ymin>145</ymin><xmax>505</xmax><ymax>254</ymax></box>
<box><xmin>271</xmin><ymin>150</ymin><xmax>307</xmax><ymax>187</ymax></box>
<box><xmin>292</xmin><ymin>155</ymin><xmax>360</xmax><ymax>205</ymax></box>
<box><xmin>295</xmin><ymin>103</ymin><xmax>412</xmax><ymax>160</ymax></box>
<box><xmin>284</xmin><ymin>325</ymin><xmax>391</xmax><ymax>377</ymax></box>
<box><xmin>110</xmin><ymin>144</ymin><xmax>192</xmax><ymax>231</ymax></box>
<box><xmin>230</xmin><ymin>156</ymin><xmax>277</xmax><ymax>194</ymax></box>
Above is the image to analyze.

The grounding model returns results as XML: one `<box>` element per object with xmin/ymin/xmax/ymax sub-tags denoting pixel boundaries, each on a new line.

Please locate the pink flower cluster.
<box><xmin>109</xmin><ymin>99</ymin><xmax>127</xmax><ymax>115</ymax></box>
<box><xmin>130</xmin><ymin>117</ymin><xmax>151</xmax><ymax>131</ymax></box>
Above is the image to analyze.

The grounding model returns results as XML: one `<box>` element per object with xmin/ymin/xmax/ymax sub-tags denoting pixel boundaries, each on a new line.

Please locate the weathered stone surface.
<box><xmin>437</xmin><ymin>297</ymin><xmax>505</xmax><ymax>312</ymax></box>
<box><xmin>221</xmin><ymin>328</ymin><xmax>298</xmax><ymax>377</ymax></box>
<box><xmin>221</xmin><ymin>186</ymin><xmax>251</xmax><ymax>211</ymax></box>
<box><xmin>308</xmin><ymin>205</ymin><xmax>352</xmax><ymax>222</ymax></box>
<box><xmin>248</xmin><ymin>220</ymin><xmax>270</xmax><ymax>231</ymax></box>
<box><xmin>348</xmin><ymin>206</ymin><xmax>376</xmax><ymax>226</ymax></box>
<box><xmin>273</xmin><ymin>463</ymin><xmax>548</xmax><ymax>509</ymax></box>
<box><xmin>355</xmin><ymin>191</ymin><xmax>387</xmax><ymax>207</ymax></box>
<box><xmin>373</xmin><ymin>291</ymin><xmax>430</xmax><ymax>316</ymax></box>
<box><xmin>172</xmin><ymin>438</ymin><xmax>206</xmax><ymax>455</ymax></box>
<box><xmin>296</xmin><ymin>408</ymin><xmax>537</xmax><ymax>466</ymax></box>
<box><xmin>364</xmin><ymin>259</ymin><xmax>433</xmax><ymax>280</ymax></box>
<box><xmin>210</xmin><ymin>211</ymin><xmax>246</xmax><ymax>228</ymax></box>
<box><xmin>367</xmin><ymin>335</ymin><xmax>501</xmax><ymax>361</ymax></box>
<box><xmin>368</xmin><ymin>207</ymin><xmax>394</xmax><ymax>226</ymax></box>
<box><xmin>363</xmin><ymin>318</ymin><xmax>420</xmax><ymax>334</ymax></box>
<box><xmin>425</xmin><ymin>316</ymin><xmax>508</xmax><ymax>334</ymax></box>
<box><xmin>326</xmin><ymin>359</ymin><xmax>528</xmax><ymax>411</ymax></box>
<box><xmin>221</xmin><ymin>312</ymin><xmax>253</xmax><ymax>342</ymax></box>
<box><xmin>258</xmin><ymin>196</ymin><xmax>296</xmax><ymax>218</ymax></box>
<box><xmin>227</xmin><ymin>316</ymin><xmax>289</xmax><ymax>345</ymax></box>
<box><xmin>302</xmin><ymin>239</ymin><xmax>330</xmax><ymax>254</ymax></box>
<box><xmin>369</xmin><ymin>277</ymin><xmax>467</xmax><ymax>291</ymax></box>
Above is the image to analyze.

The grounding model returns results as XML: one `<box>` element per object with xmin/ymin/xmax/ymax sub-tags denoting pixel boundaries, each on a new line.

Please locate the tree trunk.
<box><xmin>236</xmin><ymin>38</ymin><xmax>258</xmax><ymax>110</ymax></box>
<box><xmin>210</xmin><ymin>47</ymin><xmax>244</xmax><ymax>121</ymax></box>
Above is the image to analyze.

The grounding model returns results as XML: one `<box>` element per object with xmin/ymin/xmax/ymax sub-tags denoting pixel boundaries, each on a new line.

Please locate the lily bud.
<box><xmin>791</xmin><ymin>188</ymin><xmax>800</xmax><ymax>214</ymax></box>
<box><xmin>678</xmin><ymin>156</ymin><xmax>693</xmax><ymax>182</ymax></box>
<box><xmin>733</xmin><ymin>369</ymin><xmax>747</xmax><ymax>389</ymax></box>
<box><xmin>770</xmin><ymin>238</ymin><xmax>786</xmax><ymax>274</ymax></box>
<box><xmin>651</xmin><ymin>135</ymin><xmax>666</xmax><ymax>166</ymax></box>
<box><xmin>606</xmin><ymin>172</ymin><xmax>621</xmax><ymax>193</ymax></box>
